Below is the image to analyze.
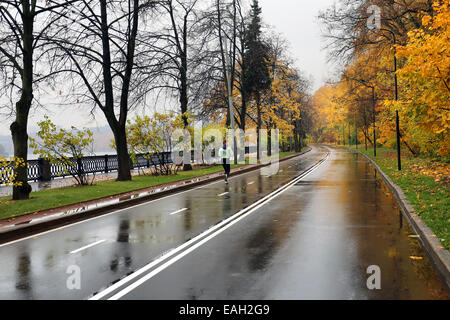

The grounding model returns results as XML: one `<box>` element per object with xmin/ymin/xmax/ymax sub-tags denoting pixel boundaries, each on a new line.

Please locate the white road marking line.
<box><xmin>169</xmin><ymin>208</ymin><xmax>188</xmax><ymax>216</ymax></box>
<box><xmin>0</xmin><ymin>152</ymin><xmax>309</xmax><ymax>249</ymax></box>
<box><xmin>98</xmin><ymin>152</ymin><xmax>329</xmax><ymax>300</ymax></box>
<box><xmin>247</xmin><ymin>181</ymin><xmax>255</xmax><ymax>185</ymax></box>
<box><xmin>0</xmin><ymin>178</ymin><xmax>227</xmax><ymax>249</ymax></box>
<box><xmin>70</xmin><ymin>239</ymin><xmax>106</xmax><ymax>254</ymax></box>
<box><xmin>217</xmin><ymin>192</ymin><xmax>229</xmax><ymax>197</ymax></box>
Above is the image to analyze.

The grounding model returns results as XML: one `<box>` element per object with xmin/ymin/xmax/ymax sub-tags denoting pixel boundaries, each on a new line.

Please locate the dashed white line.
<box><xmin>70</xmin><ymin>239</ymin><xmax>106</xmax><ymax>254</ymax></box>
<box><xmin>89</xmin><ymin>151</ymin><xmax>327</xmax><ymax>300</ymax></box>
<box><xmin>0</xmin><ymin>152</ymin><xmax>309</xmax><ymax>249</ymax></box>
<box><xmin>247</xmin><ymin>181</ymin><xmax>255</xmax><ymax>185</ymax></box>
<box><xmin>169</xmin><ymin>208</ymin><xmax>189</xmax><ymax>215</ymax></box>
<box><xmin>217</xmin><ymin>192</ymin><xmax>229</xmax><ymax>197</ymax></box>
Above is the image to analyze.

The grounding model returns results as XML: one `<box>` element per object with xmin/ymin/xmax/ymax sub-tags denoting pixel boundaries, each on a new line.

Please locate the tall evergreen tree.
<box><xmin>243</xmin><ymin>0</ymin><xmax>271</xmax><ymax>98</ymax></box>
<box><xmin>242</xmin><ymin>0</ymin><xmax>271</xmax><ymax>159</ymax></box>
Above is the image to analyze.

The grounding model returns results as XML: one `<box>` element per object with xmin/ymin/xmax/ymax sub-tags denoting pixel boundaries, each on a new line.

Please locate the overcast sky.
<box><xmin>260</xmin><ymin>0</ymin><xmax>335</xmax><ymax>90</ymax></box>
<box><xmin>0</xmin><ymin>0</ymin><xmax>336</xmax><ymax>137</ymax></box>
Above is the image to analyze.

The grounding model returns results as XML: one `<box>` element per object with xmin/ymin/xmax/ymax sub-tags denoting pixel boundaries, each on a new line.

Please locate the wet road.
<box><xmin>0</xmin><ymin>146</ymin><xmax>325</xmax><ymax>299</ymax></box>
<box><xmin>0</xmin><ymin>146</ymin><xmax>448</xmax><ymax>300</ymax></box>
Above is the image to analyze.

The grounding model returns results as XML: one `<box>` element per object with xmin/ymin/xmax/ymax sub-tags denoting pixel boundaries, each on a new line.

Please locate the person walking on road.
<box><xmin>219</xmin><ymin>140</ymin><xmax>234</xmax><ymax>183</ymax></box>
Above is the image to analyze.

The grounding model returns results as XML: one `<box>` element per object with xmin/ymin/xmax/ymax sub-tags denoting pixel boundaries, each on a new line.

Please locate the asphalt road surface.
<box><xmin>0</xmin><ymin>146</ymin><xmax>448</xmax><ymax>300</ymax></box>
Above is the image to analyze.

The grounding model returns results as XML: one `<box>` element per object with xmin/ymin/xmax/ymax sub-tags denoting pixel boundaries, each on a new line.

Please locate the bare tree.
<box><xmin>146</xmin><ymin>0</ymin><xmax>220</xmax><ymax>170</ymax></box>
<box><xmin>195</xmin><ymin>0</ymin><xmax>249</xmax><ymax>130</ymax></box>
<box><xmin>0</xmin><ymin>0</ymin><xmax>75</xmax><ymax>200</ymax></box>
<box><xmin>48</xmin><ymin>0</ymin><xmax>155</xmax><ymax>181</ymax></box>
<box><xmin>220</xmin><ymin>0</ymin><xmax>249</xmax><ymax>130</ymax></box>
<box><xmin>319</xmin><ymin>0</ymin><xmax>430</xmax><ymax>62</ymax></box>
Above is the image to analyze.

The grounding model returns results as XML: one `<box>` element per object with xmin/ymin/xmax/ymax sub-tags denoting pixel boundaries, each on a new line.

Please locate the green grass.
<box><xmin>279</xmin><ymin>151</ymin><xmax>296</xmax><ymax>158</ymax></box>
<box><xmin>0</xmin><ymin>166</ymin><xmax>228</xmax><ymax>220</ymax></box>
<box><xmin>0</xmin><ymin>150</ymin><xmax>305</xmax><ymax>221</ymax></box>
<box><xmin>349</xmin><ymin>146</ymin><xmax>449</xmax><ymax>250</ymax></box>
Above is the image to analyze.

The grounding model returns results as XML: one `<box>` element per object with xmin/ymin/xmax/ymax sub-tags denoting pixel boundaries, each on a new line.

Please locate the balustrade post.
<box><xmin>105</xmin><ymin>154</ymin><xmax>109</xmax><ymax>173</ymax></box>
<box><xmin>76</xmin><ymin>158</ymin><xmax>84</xmax><ymax>179</ymax></box>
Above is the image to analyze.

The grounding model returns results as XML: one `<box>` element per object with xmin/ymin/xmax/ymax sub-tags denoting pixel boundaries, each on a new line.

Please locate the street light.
<box><xmin>222</xmin><ymin>36</ymin><xmax>238</xmax><ymax>165</ymax></box>
<box><xmin>380</xmin><ymin>28</ymin><xmax>402</xmax><ymax>171</ymax></box>
<box><xmin>372</xmin><ymin>86</ymin><xmax>377</xmax><ymax>157</ymax></box>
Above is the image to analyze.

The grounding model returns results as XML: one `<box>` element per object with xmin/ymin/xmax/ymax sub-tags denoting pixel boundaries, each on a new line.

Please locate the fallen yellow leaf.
<box><xmin>410</xmin><ymin>256</ymin><xmax>424</xmax><ymax>260</ymax></box>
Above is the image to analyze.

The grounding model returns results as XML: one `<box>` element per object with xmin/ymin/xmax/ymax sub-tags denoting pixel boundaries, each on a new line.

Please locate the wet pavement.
<box><xmin>0</xmin><ymin>146</ymin><xmax>448</xmax><ymax>300</ymax></box>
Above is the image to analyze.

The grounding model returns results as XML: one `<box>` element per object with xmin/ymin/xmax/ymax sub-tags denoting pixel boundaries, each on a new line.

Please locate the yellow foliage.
<box><xmin>395</xmin><ymin>0</ymin><xmax>450</xmax><ymax>156</ymax></box>
<box><xmin>313</xmin><ymin>0</ymin><xmax>450</xmax><ymax>156</ymax></box>
<box><xmin>0</xmin><ymin>156</ymin><xmax>26</xmax><ymax>187</ymax></box>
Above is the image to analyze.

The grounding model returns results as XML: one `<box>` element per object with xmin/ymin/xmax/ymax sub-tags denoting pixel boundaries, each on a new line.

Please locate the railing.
<box><xmin>0</xmin><ymin>147</ymin><xmax>255</xmax><ymax>184</ymax></box>
<box><xmin>0</xmin><ymin>153</ymin><xmax>174</xmax><ymax>184</ymax></box>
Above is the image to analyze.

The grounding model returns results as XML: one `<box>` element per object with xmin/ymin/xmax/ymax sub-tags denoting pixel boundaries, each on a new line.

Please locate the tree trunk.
<box><xmin>12</xmin><ymin>2</ymin><xmax>34</xmax><ymax>200</ymax></box>
<box><xmin>113</xmin><ymin>126</ymin><xmax>132</xmax><ymax>181</ymax></box>
<box><xmin>299</xmin><ymin>119</ymin><xmax>304</xmax><ymax>151</ymax></box>
<box><xmin>364</xmin><ymin>129</ymin><xmax>368</xmax><ymax>151</ymax></box>
<box><xmin>362</xmin><ymin>128</ymin><xmax>373</xmax><ymax>146</ymax></box>
<box><xmin>299</xmin><ymin>133</ymin><xmax>303</xmax><ymax>151</ymax></box>
<box><xmin>99</xmin><ymin>0</ymin><xmax>132</xmax><ymax>181</ymax></box>
<box><xmin>11</xmin><ymin>104</ymin><xmax>32</xmax><ymax>200</ymax></box>
<box><xmin>180</xmin><ymin>66</ymin><xmax>192</xmax><ymax>171</ymax></box>
<box><xmin>256</xmin><ymin>93</ymin><xmax>262</xmax><ymax>161</ymax></box>
<box><xmin>293</xmin><ymin>119</ymin><xmax>301</xmax><ymax>152</ymax></box>
<box><xmin>180</xmin><ymin>25</ymin><xmax>192</xmax><ymax>171</ymax></box>
<box><xmin>293</xmin><ymin>125</ymin><xmax>299</xmax><ymax>152</ymax></box>
<box><xmin>343</xmin><ymin>125</ymin><xmax>345</xmax><ymax>146</ymax></box>
<box><xmin>240</xmin><ymin>93</ymin><xmax>247</xmax><ymax>130</ymax></box>
<box><xmin>401</xmin><ymin>135</ymin><xmax>416</xmax><ymax>156</ymax></box>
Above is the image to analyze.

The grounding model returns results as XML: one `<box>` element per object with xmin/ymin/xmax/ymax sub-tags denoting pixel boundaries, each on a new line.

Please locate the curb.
<box><xmin>352</xmin><ymin>149</ymin><xmax>450</xmax><ymax>290</ymax></box>
<box><xmin>0</xmin><ymin>148</ymin><xmax>312</xmax><ymax>244</ymax></box>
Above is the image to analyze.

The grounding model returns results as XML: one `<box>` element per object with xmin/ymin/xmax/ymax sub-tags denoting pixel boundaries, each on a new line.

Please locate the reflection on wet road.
<box><xmin>0</xmin><ymin>146</ymin><xmax>448</xmax><ymax>300</ymax></box>
<box><xmin>0</xmin><ymin>146</ymin><xmax>326</xmax><ymax>299</ymax></box>
<box><xmin>118</xmin><ymin>147</ymin><xmax>449</xmax><ymax>300</ymax></box>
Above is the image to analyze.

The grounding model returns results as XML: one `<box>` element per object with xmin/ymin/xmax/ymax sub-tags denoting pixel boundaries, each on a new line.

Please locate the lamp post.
<box><xmin>372</xmin><ymin>86</ymin><xmax>377</xmax><ymax>157</ymax></box>
<box><xmin>223</xmin><ymin>37</ymin><xmax>238</xmax><ymax>164</ymax></box>
<box><xmin>343</xmin><ymin>124</ymin><xmax>345</xmax><ymax>146</ymax></box>
<box><xmin>381</xmin><ymin>28</ymin><xmax>401</xmax><ymax>170</ymax></box>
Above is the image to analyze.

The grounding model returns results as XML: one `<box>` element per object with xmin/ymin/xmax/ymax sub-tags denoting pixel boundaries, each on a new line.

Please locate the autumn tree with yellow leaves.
<box><xmin>29</xmin><ymin>117</ymin><xmax>95</xmax><ymax>186</ymax></box>
<box><xmin>203</xmin><ymin>56</ymin><xmax>311</xmax><ymax>152</ymax></box>
<box><xmin>124</xmin><ymin>113</ymin><xmax>188</xmax><ymax>176</ymax></box>
<box><xmin>392</xmin><ymin>0</ymin><xmax>450</xmax><ymax>156</ymax></box>
<box><xmin>315</xmin><ymin>0</ymin><xmax>449</xmax><ymax>158</ymax></box>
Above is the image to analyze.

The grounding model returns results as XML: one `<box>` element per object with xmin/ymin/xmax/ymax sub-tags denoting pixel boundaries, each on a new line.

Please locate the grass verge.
<box><xmin>349</xmin><ymin>146</ymin><xmax>449</xmax><ymax>250</ymax></box>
